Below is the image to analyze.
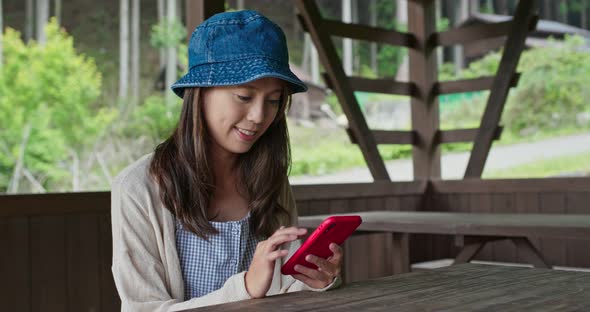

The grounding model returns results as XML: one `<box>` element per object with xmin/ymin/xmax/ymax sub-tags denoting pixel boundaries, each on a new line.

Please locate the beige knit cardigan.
<box><xmin>111</xmin><ymin>154</ymin><xmax>340</xmax><ymax>311</ymax></box>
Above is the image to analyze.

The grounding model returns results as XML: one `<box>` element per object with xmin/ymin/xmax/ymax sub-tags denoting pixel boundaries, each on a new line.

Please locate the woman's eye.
<box><xmin>237</xmin><ymin>95</ymin><xmax>251</xmax><ymax>102</ymax></box>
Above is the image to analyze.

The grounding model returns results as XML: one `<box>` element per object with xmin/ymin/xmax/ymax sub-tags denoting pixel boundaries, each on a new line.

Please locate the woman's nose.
<box><xmin>247</xmin><ymin>100</ymin><xmax>266</xmax><ymax>125</ymax></box>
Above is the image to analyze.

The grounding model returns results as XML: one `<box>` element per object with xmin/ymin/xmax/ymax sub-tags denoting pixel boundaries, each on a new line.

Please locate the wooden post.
<box><xmin>185</xmin><ymin>0</ymin><xmax>226</xmax><ymax>39</ymax></box>
<box><xmin>407</xmin><ymin>0</ymin><xmax>441</xmax><ymax>180</ymax></box>
<box><xmin>296</xmin><ymin>0</ymin><xmax>390</xmax><ymax>181</ymax></box>
<box><xmin>464</xmin><ymin>0</ymin><xmax>537</xmax><ymax>178</ymax></box>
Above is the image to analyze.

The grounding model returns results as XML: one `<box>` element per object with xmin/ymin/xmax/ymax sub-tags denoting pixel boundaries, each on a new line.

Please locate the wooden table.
<box><xmin>182</xmin><ymin>264</ymin><xmax>590</xmax><ymax>311</ymax></box>
<box><xmin>298</xmin><ymin>211</ymin><xmax>590</xmax><ymax>274</ymax></box>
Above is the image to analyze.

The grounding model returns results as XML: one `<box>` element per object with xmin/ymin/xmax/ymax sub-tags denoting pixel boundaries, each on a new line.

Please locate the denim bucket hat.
<box><xmin>171</xmin><ymin>10</ymin><xmax>308</xmax><ymax>98</ymax></box>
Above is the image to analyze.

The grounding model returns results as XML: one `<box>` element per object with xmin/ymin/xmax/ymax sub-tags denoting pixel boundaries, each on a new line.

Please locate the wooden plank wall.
<box><xmin>0</xmin><ymin>192</ymin><xmax>118</xmax><ymax>312</ymax></box>
<box><xmin>1</xmin><ymin>177</ymin><xmax>589</xmax><ymax>311</ymax></box>
<box><xmin>0</xmin><ymin>213</ymin><xmax>118</xmax><ymax>312</ymax></box>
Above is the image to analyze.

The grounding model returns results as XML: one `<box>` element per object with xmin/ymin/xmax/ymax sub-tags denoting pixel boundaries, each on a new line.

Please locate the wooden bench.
<box><xmin>298</xmin><ymin>211</ymin><xmax>590</xmax><ymax>274</ymax></box>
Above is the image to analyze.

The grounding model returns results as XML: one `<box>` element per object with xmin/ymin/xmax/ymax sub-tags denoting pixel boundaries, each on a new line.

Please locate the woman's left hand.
<box><xmin>292</xmin><ymin>243</ymin><xmax>343</xmax><ymax>289</ymax></box>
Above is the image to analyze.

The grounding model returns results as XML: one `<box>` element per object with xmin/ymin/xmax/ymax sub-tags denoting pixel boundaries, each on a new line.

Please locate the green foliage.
<box><xmin>440</xmin><ymin>35</ymin><xmax>590</xmax><ymax>136</ymax></box>
<box><xmin>484</xmin><ymin>151</ymin><xmax>590</xmax><ymax>179</ymax></box>
<box><xmin>124</xmin><ymin>95</ymin><xmax>182</xmax><ymax>142</ymax></box>
<box><xmin>506</xmin><ymin>36</ymin><xmax>590</xmax><ymax>133</ymax></box>
<box><xmin>0</xmin><ymin>19</ymin><xmax>114</xmax><ymax>191</ymax></box>
<box><xmin>150</xmin><ymin>19</ymin><xmax>186</xmax><ymax>49</ymax></box>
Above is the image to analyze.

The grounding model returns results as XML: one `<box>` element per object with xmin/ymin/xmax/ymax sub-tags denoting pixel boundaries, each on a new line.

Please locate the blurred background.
<box><xmin>1</xmin><ymin>0</ymin><xmax>589</xmax><ymax>193</ymax></box>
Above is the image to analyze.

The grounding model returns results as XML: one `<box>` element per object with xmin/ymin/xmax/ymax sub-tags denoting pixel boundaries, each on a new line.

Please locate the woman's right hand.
<box><xmin>245</xmin><ymin>226</ymin><xmax>307</xmax><ymax>298</ymax></box>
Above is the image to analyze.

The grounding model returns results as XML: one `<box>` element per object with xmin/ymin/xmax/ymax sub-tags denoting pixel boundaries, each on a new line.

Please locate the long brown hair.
<box><xmin>149</xmin><ymin>87</ymin><xmax>292</xmax><ymax>239</ymax></box>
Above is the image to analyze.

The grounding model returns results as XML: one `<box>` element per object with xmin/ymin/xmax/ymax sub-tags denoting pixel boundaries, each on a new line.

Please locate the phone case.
<box><xmin>281</xmin><ymin>215</ymin><xmax>362</xmax><ymax>275</ymax></box>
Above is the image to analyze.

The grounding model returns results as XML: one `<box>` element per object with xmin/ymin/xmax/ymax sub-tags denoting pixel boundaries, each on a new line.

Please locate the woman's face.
<box><xmin>201</xmin><ymin>77</ymin><xmax>284</xmax><ymax>157</ymax></box>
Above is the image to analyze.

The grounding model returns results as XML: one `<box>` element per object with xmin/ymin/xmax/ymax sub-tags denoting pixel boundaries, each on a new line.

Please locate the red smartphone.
<box><xmin>281</xmin><ymin>215</ymin><xmax>362</xmax><ymax>275</ymax></box>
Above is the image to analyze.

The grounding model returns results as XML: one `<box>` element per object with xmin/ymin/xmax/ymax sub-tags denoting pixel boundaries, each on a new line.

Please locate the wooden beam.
<box><xmin>430</xmin><ymin>177</ymin><xmax>590</xmax><ymax>194</ymax></box>
<box><xmin>347</xmin><ymin>128</ymin><xmax>416</xmax><ymax>145</ymax></box>
<box><xmin>433</xmin><ymin>20</ymin><xmax>513</xmax><ymax>47</ymax></box>
<box><xmin>408</xmin><ymin>0</ymin><xmax>441</xmax><ymax>179</ymax></box>
<box><xmin>464</xmin><ymin>37</ymin><xmax>506</xmax><ymax>58</ymax></box>
<box><xmin>292</xmin><ymin>181</ymin><xmax>428</xmax><ymax>201</ymax></box>
<box><xmin>465</xmin><ymin>0</ymin><xmax>538</xmax><ymax>178</ymax></box>
<box><xmin>296</xmin><ymin>0</ymin><xmax>390</xmax><ymax>181</ymax></box>
<box><xmin>435</xmin><ymin>74</ymin><xmax>520</xmax><ymax>95</ymax></box>
<box><xmin>433</xmin><ymin>15</ymin><xmax>537</xmax><ymax>47</ymax></box>
<box><xmin>0</xmin><ymin>192</ymin><xmax>110</xmax><ymax>217</ymax></box>
<box><xmin>185</xmin><ymin>0</ymin><xmax>225</xmax><ymax>38</ymax></box>
<box><xmin>347</xmin><ymin>76</ymin><xmax>417</xmax><ymax>96</ymax></box>
<box><xmin>321</xmin><ymin>19</ymin><xmax>417</xmax><ymax>48</ymax></box>
<box><xmin>347</xmin><ymin>127</ymin><xmax>502</xmax><ymax>145</ymax></box>
<box><xmin>435</xmin><ymin>127</ymin><xmax>503</xmax><ymax>144</ymax></box>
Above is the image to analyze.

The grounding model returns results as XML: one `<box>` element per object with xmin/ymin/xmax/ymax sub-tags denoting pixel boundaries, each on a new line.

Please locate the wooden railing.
<box><xmin>1</xmin><ymin>177</ymin><xmax>590</xmax><ymax>312</ymax></box>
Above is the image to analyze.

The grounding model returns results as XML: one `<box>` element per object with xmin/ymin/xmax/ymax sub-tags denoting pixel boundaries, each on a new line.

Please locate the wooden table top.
<box><xmin>183</xmin><ymin>264</ymin><xmax>590</xmax><ymax>312</ymax></box>
<box><xmin>298</xmin><ymin>211</ymin><xmax>590</xmax><ymax>239</ymax></box>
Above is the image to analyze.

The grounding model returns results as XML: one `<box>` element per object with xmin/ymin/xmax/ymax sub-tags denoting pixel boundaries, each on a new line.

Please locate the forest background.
<box><xmin>1</xmin><ymin>0</ymin><xmax>589</xmax><ymax>193</ymax></box>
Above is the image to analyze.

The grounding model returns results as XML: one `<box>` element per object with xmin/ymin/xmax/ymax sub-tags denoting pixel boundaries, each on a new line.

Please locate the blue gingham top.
<box><xmin>175</xmin><ymin>213</ymin><xmax>259</xmax><ymax>300</ymax></box>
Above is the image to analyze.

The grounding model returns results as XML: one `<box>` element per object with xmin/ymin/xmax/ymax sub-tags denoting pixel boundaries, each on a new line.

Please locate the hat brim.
<box><xmin>171</xmin><ymin>57</ymin><xmax>308</xmax><ymax>98</ymax></box>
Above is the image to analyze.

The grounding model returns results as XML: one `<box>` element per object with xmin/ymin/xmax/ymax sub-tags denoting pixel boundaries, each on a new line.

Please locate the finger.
<box><xmin>273</xmin><ymin>226</ymin><xmax>307</xmax><ymax>237</ymax></box>
<box><xmin>292</xmin><ymin>273</ymin><xmax>314</xmax><ymax>285</ymax></box>
<box><xmin>266</xmin><ymin>249</ymin><xmax>289</xmax><ymax>261</ymax></box>
<box><xmin>328</xmin><ymin>243</ymin><xmax>343</xmax><ymax>262</ymax></box>
<box><xmin>306</xmin><ymin>254</ymin><xmax>338</xmax><ymax>276</ymax></box>
<box><xmin>267</xmin><ymin>233</ymin><xmax>299</xmax><ymax>249</ymax></box>
<box><xmin>294</xmin><ymin>264</ymin><xmax>330</xmax><ymax>282</ymax></box>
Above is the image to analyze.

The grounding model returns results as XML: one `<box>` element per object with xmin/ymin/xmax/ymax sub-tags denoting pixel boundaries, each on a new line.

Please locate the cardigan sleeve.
<box><xmin>274</xmin><ymin>181</ymin><xmax>342</xmax><ymax>295</ymax></box>
<box><xmin>111</xmin><ymin>173</ymin><xmax>252</xmax><ymax>312</ymax></box>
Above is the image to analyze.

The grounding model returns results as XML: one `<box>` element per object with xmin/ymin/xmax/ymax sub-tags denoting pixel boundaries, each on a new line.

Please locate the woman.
<box><xmin>111</xmin><ymin>10</ymin><xmax>342</xmax><ymax>311</ymax></box>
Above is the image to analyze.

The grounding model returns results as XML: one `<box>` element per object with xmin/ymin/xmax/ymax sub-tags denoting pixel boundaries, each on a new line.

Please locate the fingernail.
<box><xmin>294</xmin><ymin>265</ymin><xmax>301</xmax><ymax>271</ymax></box>
<box><xmin>305</xmin><ymin>255</ymin><xmax>313</xmax><ymax>261</ymax></box>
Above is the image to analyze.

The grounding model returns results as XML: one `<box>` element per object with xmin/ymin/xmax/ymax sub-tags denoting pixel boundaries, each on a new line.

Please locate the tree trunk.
<box><xmin>397</xmin><ymin>0</ymin><xmax>408</xmax><ymax>25</ymax></box>
<box><xmin>542</xmin><ymin>0</ymin><xmax>552</xmax><ymax>20</ymax></box>
<box><xmin>582</xmin><ymin>1</ymin><xmax>588</xmax><ymax>29</ymax></box>
<box><xmin>311</xmin><ymin>36</ymin><xmax>319</xmax><ymax>84</ymax></box>
<box><xmin>131</xmin><ymin>0</ymin><xmax>140</xmax><ymax>107</ymax></box>
<box><xmin>54</xmin><ymin>0</ymin><xmax>62</xmax><ymax>24</ymax></box>
<box><xmin>119</xmin><ymin>0</ymin><xmax>129</xmax><ymax>100</ymax></box>
<box><xmin>342</xmin><ymin>0</ymin><xmax>353</xmax><ymax>75</ymax></box>
<box><xmin>454</xmin><ymin>0</ymin><xmax>469</xmax><ymax>74</ymax></box>
<box><xmin>352</xmin><ymin>0</ymin><xmax>360</xmax><ymax>74</ymax></box>
<box><xmin>165</xmin><ymin>0</ymin><xmax>178</xmax><ymax>107</ymax></box>
<box><xmin>36</xmin><ymin>0</ymin><xmax>49</xmax><ymax>44</ymax></box>
<box><xmin>302</xmin><ymin>33</ymin><xmax>310</xmax><ymax>71</ymax></box>
<box><xmin>369</xmin><ymin>0</ymin><xmax>377</xmax><ymax>75</ymax></box>
<box><xmin>237</xmin><ymin>0</ymin><xmax>244</xmax><ymax>10</ymax></box>
<box><xmin>25</xmin><ymin>0</ymin><xmax>34</xmax><ymax>42</ymax></box>
<box><xmin>436</xmin><ymin>0</ymin><xmax>443</xmax><ymax>67</ymax></box>
<box><xmin>8</xmin><ymin>122</ymin><xmax>32</xmax><ymax>194</ymax></box>
<box><xmin>157</xmin><ymin>0</ymin><xmax>165</xmax><ymax>69</ymax></box>
<box><xmin>71</xmin><ymin>149</ymin><xmax>80</xmax><ymax>191</ymax></box>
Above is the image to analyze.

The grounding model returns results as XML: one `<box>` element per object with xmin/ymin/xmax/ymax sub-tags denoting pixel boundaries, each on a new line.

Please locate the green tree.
<box><xmin>0</xmin><ymin>19</ymin><xmax>116</xmax><ymax>192</ymax></box>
